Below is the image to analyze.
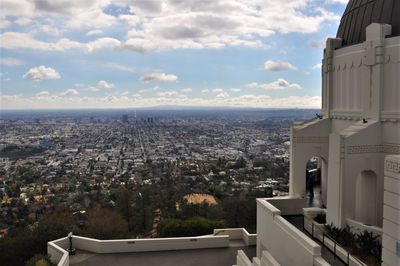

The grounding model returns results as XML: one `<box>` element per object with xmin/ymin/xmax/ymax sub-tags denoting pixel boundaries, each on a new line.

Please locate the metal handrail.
<box><xmin>303</xmin><ymin>215</ymin><xmax>365</xmax><ymax>266</ymax></box>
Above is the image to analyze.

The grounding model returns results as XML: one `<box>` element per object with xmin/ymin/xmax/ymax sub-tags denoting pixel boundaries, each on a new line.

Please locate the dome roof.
<box><xmin>336</xmin><ymin>0</ymin><xmax>400</xmax><ymax>46</ymax></box>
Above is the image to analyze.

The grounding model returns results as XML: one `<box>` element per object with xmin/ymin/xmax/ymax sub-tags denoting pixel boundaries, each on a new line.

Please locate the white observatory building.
<box><xmin>254</xmin><ymin>0</ymin><xmax>400</xmax><ymax>265</ymax></box>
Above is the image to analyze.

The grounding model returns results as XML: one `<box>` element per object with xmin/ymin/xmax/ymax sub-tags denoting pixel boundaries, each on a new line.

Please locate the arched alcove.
<box><xmin>355</xmin><ymin>170</ymin><xmax>378</xmax><ymax>226</ymax></box>
<box><xmin>305</xmin><ymin>156</ymin><xmax>327</xmax><ymax>207</ymax></box>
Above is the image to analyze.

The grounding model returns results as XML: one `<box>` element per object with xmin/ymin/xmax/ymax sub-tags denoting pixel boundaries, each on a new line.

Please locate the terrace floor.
<box><xmin>70</xmin><ymin>240</ymin><xmax>256</xmax><ymax>266</ymax></box>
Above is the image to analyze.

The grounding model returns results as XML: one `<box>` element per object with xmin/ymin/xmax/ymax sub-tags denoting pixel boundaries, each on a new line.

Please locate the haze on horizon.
<box><xmin>0</xmin><ymin>0</ymin><xmax>348</xmax><ymax>110</ymax></box>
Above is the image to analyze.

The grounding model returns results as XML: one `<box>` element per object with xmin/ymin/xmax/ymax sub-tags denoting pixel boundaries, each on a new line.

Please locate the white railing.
<box><xmin>256</xmin><ymin>199</ymin><xmax>328</xmax><ymax>266</ymax></box>
<box><xmin>260</xmin><ymin>250</ymin><xmax>280</xmax><ymax>266</ymax></box>
<box><xmin>303</xmin><ymin>215</ymin><xmax>367</xmax><ymax>266</ymax></box>
<box><xmin>48</xmin><ymin>234</ymin><xmax>230</xmax><ymax>265</ymax></box>
<box><xmin>213</xmin><ymin>228</ymin><xmax>256</xmax><ymax>246</ymax></box>
<box><xmin>47</xmin><ymin>237</ymin><xmax>69</xmax><ymax>266</ymax></box>
<box><xmin>236</xmin><ymin>250</ymin><xmax>253</xmax><ymax>266</ymax></box>
<box><xmin>265</xmin><ymin>196</ymin><xmax>307</xmax><ymax>215</ymax></box>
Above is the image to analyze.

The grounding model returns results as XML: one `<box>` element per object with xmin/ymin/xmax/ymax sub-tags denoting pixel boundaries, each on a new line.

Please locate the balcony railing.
<box><xmin>303</xmin><ymin>215</ymin><xmax>366</xmax><ymax>266</ymax></box>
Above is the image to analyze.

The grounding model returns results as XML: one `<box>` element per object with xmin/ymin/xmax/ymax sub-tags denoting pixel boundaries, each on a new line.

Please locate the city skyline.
<box><xmin>0</xmin><ymin>0</ymin><xmax>347</xmax><ymax>109</ymax></box>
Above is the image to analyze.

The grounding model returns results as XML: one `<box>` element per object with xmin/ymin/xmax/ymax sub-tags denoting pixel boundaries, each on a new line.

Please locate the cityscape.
<box><xmin>0</xmin><ymin>108</ymin><xmax>317</xmax><ymax>265</ymax></box>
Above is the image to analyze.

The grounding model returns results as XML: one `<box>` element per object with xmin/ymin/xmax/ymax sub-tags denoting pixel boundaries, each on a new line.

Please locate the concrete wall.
<box><xmin>47</xmin><ymin>237</ymin><xmax>69</xmax><ymax>266</ymax></box>
<box><xmin>265</xmin><ymin>196</ymin><xmax>307</xmax><ymax>216</ymax></box>
<box><xmin>382</xmin><ymin>155</ymin><xmax>400</xmax><ymax>266</ymax></box>
<box><xmin>72</xmin><ymin>235</ymin><xmax>229</xmax><ymax>253</ymax></box>
<box><xmin>48</xmin><ymin>234</ymin><xmax>230</xmax><ymax>265</ymax></box>
<box><xmin>236</xmin><ymin>250</ymin><xmax>253</xmax><ymax>266</ymax></box>
<box><xmin>213</xmin><ymin>228</ymin><xmax>256</xmax><ymax>246</ymax></box>
<box><xmin>256</xmin><ymin>199</ymin><xmax>325</xmax><ymax>266</ymax></box>
<box><xmin>260</xmin><ymin>250</ymin><xmax>280</xmax><ymax>266</ymax></box>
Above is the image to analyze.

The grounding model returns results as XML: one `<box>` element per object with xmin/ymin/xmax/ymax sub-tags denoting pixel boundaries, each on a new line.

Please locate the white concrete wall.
<box><xmin>47</xmin><ymin>237</ymin><xmax>69</xmax><ymax>266</ymax></box>
<box><xmin>331</xmin><ymin>42</ymin><xmax>364</xmax><ymax>117</ymax></box>
<box><xmin>382</xmin><ymin>155</ymin><xmax>400</xmax><ymax>266</ymax></box>
<box><xmin>48</xmin><ymin>234</ymin><xmax>230</xmax><ymax>266</ymax></box>
<box><xmin>73</xmin><ymin>235</ymin><xmax>229</xmax><ymax>253</ymax></box>
<box><xmin>213</xmin><ymin>228</ymin><xmax>256</xmax><ymax>246</ymax></box>
<box><xmin>236</xmin><ymin>250</ymin><xmax>253</xmax><ymax>266</ymax></box>
<box><xmin>265</xmin><ymin>196</ymin><xmax>307</xmax><ymax>216</ymax></box>
<box><xmin>256</xmin><ymin>199</ymin><xmax>324</xmax><ymax>266</ymax></box>
<box><xmin>260</xmin><ymin>250</ymin><xmax>281</xmax><ymax>266</ymax></box>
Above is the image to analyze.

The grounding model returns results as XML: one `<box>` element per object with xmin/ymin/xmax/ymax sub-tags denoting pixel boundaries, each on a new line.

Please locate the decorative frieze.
<box><xmin>347</xmin><ymin>145</ymin><xmax>383</xmax><ymax>154</ymax></box>
<box><xmin>295</xmin><ymin>136</ymin><xmax>329</xmax><ymax>144</ymax></box>
<box><xmin>385</xmin><ymin>159</ymin><xmax>400</xmax><ymax>174</ymax></box>
<box><xmin>384</xmin><ymin>144</ymin><xmax>400</xmax><ymax>154</ymax></box>
<box><xmin>347</xmin><ymin>144</ymin><xmax>400</xmax><ymax>154</ymax></box>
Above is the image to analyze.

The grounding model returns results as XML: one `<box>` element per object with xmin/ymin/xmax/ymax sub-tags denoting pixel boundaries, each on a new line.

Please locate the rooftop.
<box><xmin>70</xmin><ymin>244</ymin><xmax>255</xmax><ymax>266</ymax></box>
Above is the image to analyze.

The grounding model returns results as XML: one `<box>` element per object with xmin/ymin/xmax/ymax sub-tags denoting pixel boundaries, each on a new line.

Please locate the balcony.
<box><xmin>48</xmin><ymin>228</ymin><xmax>256</xmax><ymax>266</ymax></box>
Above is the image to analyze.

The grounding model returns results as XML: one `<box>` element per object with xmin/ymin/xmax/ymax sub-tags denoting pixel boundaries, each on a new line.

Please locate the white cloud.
<box><xmin>31</xmin><ymin>24</ymin><xmax>60</xmax><ymax>36</ymax></box>
<box><xmin>140</xmin><ymin>73</ymin><xmax>178</xmax><ymax>83</ymax></box>
<box><xmin>97</xmin><ymin>80</ymin><xmax>115</xmax><ymax>89</ymax></box>
<box><xmin>216</xmin><ymin>92</ymin><xmax>229</xmax><ymax>99</ymax></box>
<box><xmin>0</xmin><ymin>94</ymin><xmax>321</xmax><ymax>109</ymax></box>
<box><xmin>23</xmin><ymin>65</ymin><xmax>60</xmax><ymax>81</ymax></box>
<box><xmin>201</xmin><ymin>89</ymin><xmax>210</xmax><ymax>94</ymax></box>
<box><xmin>36</xmin><ymin>91</ymin><xmax>51</xmax><ymax>98</ymax></box>
<box><xmin>212</xmin><ymin>88</ymin><xmax>224</xmax><ymax>93</ymax></box>
<box><xmin>246</xmin><ymin>78</ymin><xmax>302</xmax><ymax>90</ymax></box>
<box><xmin>103</xmin><ymin>62</ymin><xmax>135</xmax><ymax>73</ymax></box>
<box><xmin>60</xmin><ymin>88</ymin><xmax>79</xmax><ymax>97</ymax></box>
<box><xmin>157</xmin><ymin>90</ymin><xmax>179</xmax><ymax>97</ymax></box>
<box><xmin>1</xmin><ymin>57</ymin><xmax>24</xmax><ymax>66</ymax></box>
<box><xmin>0</xmin><ymin>17</ymin><xmax>11</xmax><ymax>28</ymax></box>
<box><xmin>327</xmin><ymin>0</ymin><xmax>348</xmax><ymax>4</ymax></box>
<box><xmin>180</xmin><ymin>88</ymin><xmax>192</xmax><ymax>93</ymax></box>
<box><xmin>15</xmin><ymin>17</ymin><xmax>32</xmax><ymax>26</ymax></box>
<box><xmin>86</xmin><ymin>29</ymin><xmax>103</xmax><ymax>36</ymax></box>
<box><xmin>263</xmin><ymin>60</ymin><xmax>297</xmax><ymax>71</ymax></box>
<box><xmin>0</xmin><ymin>32</ymin><xmax>121</xmax><ymax>53</ymax></box>
<box><xmin>313</xmin><ymin>63</ymin><xmax>322</xmax><ymax>70</ymax></box>
<box><xmin>87</xmin><ymin>86</ymin><xmax>99</xmax><ymax>92</ymax></box>
<box><xmin>0</xmin><ymin>0</ymin><xmax>340</xmax><ymax>53</ymax></box>
<box><xmin>309</xmin><ymin>37</ymin><xmax>328</xmax><ymax>49</ymax></box>
<box><xmin>230</xmin><ymin>88</ymin><xmax>241</xmax><ymax>92</ymax></box>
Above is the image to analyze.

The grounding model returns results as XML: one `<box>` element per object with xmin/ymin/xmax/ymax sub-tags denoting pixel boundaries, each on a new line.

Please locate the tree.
<box><xmin>0</xmin><ymin>212</ymin><xmax>73</xmax><ymax>266</ymax></box>
<box><xmin>157</xmin><ymin>217</ymin><xmax>226</xmax><ymax>237</ymax></box>
<box><xmin>84</xmin><ymin>208</ymin><xmax>128</xmax><ymax>239</ymax></box>
<box><xmin>222</xmin><ymin>197</ymin><xmax>256</xmax><ymax>232</ymax></box>
<box><xmin>114</xmin><ymin>186</ymin><xmax>134</xmax><ymax>222</ymax></box>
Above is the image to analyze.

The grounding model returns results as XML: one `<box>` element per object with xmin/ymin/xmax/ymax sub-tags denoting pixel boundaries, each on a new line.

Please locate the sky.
<box><xmin>0</xmin><ymin>0</ymin><xmax>348</xmax><ymax>110</ymax></box>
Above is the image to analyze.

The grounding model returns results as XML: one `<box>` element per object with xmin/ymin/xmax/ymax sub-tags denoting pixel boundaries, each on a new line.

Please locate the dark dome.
<box><xmin>336</xmin><ymin>0</ymin><xmax>400</xmax><ymax>46</ymax></box>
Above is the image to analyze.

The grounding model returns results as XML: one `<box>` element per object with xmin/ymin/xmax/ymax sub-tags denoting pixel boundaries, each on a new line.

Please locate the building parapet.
<box><xmin>48</xmin><ymin>234</ymin><xmax>231</xmax><ymax>266</ymax></box>
<box><xmin>213</xmin><ymin>228</ymin><xmax>256</xmax><ymax>246</ymax></box>
<box><xmin>256</xmin><ymin>197</ymin><xmax>326</xmax><ymax>265</ymax></box>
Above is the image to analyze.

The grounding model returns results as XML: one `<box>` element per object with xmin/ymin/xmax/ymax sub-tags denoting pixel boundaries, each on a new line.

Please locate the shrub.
<box><xmin>25</xmin><ymin>254</ymin><xmax>55</xmax><ymax>266</ymax></box>
<box><xmin>355</xmin><ymin>231</ymin><xmax>380</xmax><ymax>259</ymax></box>
<box><xmin>158</xmin><ymin>216</ymin><xmax>226</xmax><ymax>237</ymax></box>
<box><xmin>324</xmin><ymin>224</ymin><xmax>382</xmax><ymax>263</ymax></box>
